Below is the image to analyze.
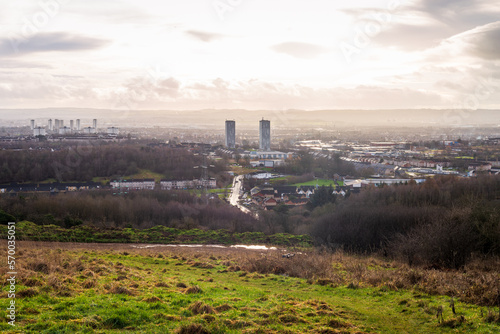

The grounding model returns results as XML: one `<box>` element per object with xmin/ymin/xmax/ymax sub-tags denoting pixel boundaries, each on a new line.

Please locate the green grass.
<box><xmin>0</xmin><ymin>221</ymin><xmax>313</xmax><ymax>247</ymax></box>
<box><xmin>91</xmin><ymin>169</ymin><xmax>166</xmax><ymax>185</ymax></box>
<box><xmin>0</xmin><ymin>245</ymin><xmax>498</xmax><ymax>333</ymax></box>
<box><xmin>124</xmin><ymin>169</ymin><xmax>165</xmax><ymax>182</ymax></box>
<box><xmin>293</xmin><ymin>179</ymin><xmax>344</xmax><ymax>187</ymax></box>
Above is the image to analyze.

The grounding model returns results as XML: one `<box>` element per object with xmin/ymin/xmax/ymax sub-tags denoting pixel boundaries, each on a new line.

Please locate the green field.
<box><xmin>0</xmin><ymin>221</ymin><xmax>313</xmax><ymax>247</ymax></box>
<box><xmin>1</xmin><ymin>243</ymin><xmax>498</xmax><ymax>333</ymax></box>
<box><xmin>92</xmin><ymin>169</ymin><xmax>166</xmax><ymax>185</ymax></box>
<box><xmin>293</xmin><ymin>179</ymin><xmax>344</xmax><ymax>187</ymax></box>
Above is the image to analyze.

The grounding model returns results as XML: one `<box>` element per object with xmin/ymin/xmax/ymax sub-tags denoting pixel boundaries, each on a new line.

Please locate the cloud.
<box><xmin>270</xmin><ymin>42</ymin><xmax>328</xmax><ymax>59</ymax></box>
<box><xmin>373</xmin><ymin>21</ymin><xmax>450</xmax><ymax>51</ymax></box>
<box><xmin>0</xmin><ymin>71</ymin><xmax>472</xmax><ymax>110</ymax></box>
<box><xmin>0</xmin><ymin>71</ymin><xmax>98</xmax><ymax>103</ymax></box>
<box><xmin>0</xmin><ymin>32</ymin><xmax>108</xmax><ymax>56</ymax></box>
<box><xmin>112</xmin><ymin>77</ymin><xmax>446</xmax><ymax>110</ymax></box>
<box><xmin>340</xmin><ymin>0</ymin><xmax>500</xmax><ymax>52</ymax></box>
<box><xmin>456</xmin><ymin>21</ymin><xmax>500</xmax><ymax>60</ymax></box>
<box><xmin>185</xmin><ymin>30</ymin><xmax>225</xmax><ymax>42</ymax></box>
<box><xmin>0</xmin><ymin>59</ymin><xmax>52</xmax><ymax>69</ymax></box>
<box><xmin>425</xmin><ymin>21</ymin><xmax>500</xmax><ymax>61</ymax></box>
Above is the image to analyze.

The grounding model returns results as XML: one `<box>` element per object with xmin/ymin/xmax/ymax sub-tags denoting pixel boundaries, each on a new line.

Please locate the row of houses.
<box><xmin>0</xmin><ymin>182</ymin><xmax>102</xmax><ymax>194</ymax></box>
<box><xmin>219</xmin><ymin>148</ymin><xmax>293</xmax><ymax>168</ymax></box>
<box><xmin>249</xmin><ymin>184</ymin><xmax>350</xmax><ymax>210</ymax></box>
<box><xmin>110</xmin><ymin>179</ymin><xmax>156</xmax><ymax>190</ymax></box>
<box><xmin>160</xmin><ymin>179</ymin><xmax>217</xmax><ymax>190</ymax></box>
<box><xmin>350</xmin><ymin>157</ymin><xmax>453</xmax><ymax>168</ymax></box>
<box><xmin>110</xmin><ymin>178</ymin><xmax>217</xmax><ymax>190</ymax></box>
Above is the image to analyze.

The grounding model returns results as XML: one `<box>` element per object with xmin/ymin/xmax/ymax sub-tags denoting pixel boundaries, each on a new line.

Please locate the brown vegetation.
<box><xmin>176</xmin><ymin>323</ymin><xmax>212</xmax><ymax>334</ymax></box>
<box><xmin>3</xmin><ymin>240</ymin><xmax>499</xmax><ymax>310</ymax></box>
<box><xmin>0</xmin><ymin>190</ymin><xmax>257</xmax><ymax>230</ymax></box>
<box><xmin>188</xmin><ymin>301</ymin><xmax>215</xmax><ymax>315</ymax></box>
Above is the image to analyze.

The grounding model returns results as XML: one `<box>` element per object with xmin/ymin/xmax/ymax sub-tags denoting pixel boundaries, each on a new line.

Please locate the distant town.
<box><xmin>0</xmin><ymin>116</ymin><xmax>498</xmax><ymax>217</ymax></box>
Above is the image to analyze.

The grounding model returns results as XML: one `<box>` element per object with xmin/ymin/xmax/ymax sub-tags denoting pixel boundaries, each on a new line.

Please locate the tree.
<box><xmin>0</xmin><ymin>209</ymin><xmax>16</xmax><ymax>224</ymax></box>
<box><xmin>307</xmin><ymin>186</ymin><xmax>336</xmax><ymax>210</ymax></box>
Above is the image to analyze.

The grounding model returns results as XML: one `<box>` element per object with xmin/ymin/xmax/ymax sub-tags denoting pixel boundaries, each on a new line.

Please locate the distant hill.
<box><xmin>0</xmin><ymin>108</ymin><xmax>499</xmax><ymax>129</ymax></box>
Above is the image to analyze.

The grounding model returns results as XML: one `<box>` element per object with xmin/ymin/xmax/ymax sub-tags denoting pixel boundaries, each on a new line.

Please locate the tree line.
<box><xmin>0</xmin><ymin>190</ymin><xmax>259</xmax><ymax>232</ymax></box>
<box><xmin>308</xmin><ymin>175</ymin><xmax>500</xmax><ymax>268</ymax></box>
<box><xmin>241</xmin><ymin>174</ymin><xmax>500</xmax><ymax>268</ymax></box>
<box><xmin>274</xmin><ymin>152</ymin><xmax>358</xmax><ymax>177</ymax></box>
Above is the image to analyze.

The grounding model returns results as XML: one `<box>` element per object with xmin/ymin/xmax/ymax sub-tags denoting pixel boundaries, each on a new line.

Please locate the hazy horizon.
<box><xmin>1</xmin><ymin>107</ymin><xmax>499</xmax><ymax>130</ymax></box>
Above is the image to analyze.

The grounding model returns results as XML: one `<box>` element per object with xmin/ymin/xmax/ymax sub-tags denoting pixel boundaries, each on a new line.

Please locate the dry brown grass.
<box><xmin>4</xmin><ymin>241</ymin><xmax>500</xmax><ymax>308</ymax></box>
<box><xmin>17</xmin><ymin>288</ymin><xmax>38</xmax><ymax>298</ymax></box>
<box><xmin>184</xmin><ymin>285</ymin><xmax>203</xmax><ymax>294</ymax></box>
<box><xmin>176</xmin><ymin>323</ymin><xmax>212</xmax><ymax>334</ymax></box>
<box><xmin>155</xmin><ymin>282</ymin><xmax>170</xmax><ymax>287</ymax></box>
<box><xmin>188</xmin><ymin>301</ymin><xmax>215</xmax><ymax>315</ymax></box>
<box><xmin>143</xmin><ymin>295</ymin><xmax>162</xmax><ymax>303</ymax></box>
<box><xmin>215</xmin><ymin>304</ymin><xmax>233</xmax><ymax>312</ymax></box>
<box><xmin>108</xmin><ymin>284</ymin><xmax>135</xmax><ymax>296</ymax></box>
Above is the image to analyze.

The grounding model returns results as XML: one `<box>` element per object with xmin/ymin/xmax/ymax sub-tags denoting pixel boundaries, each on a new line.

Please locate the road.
<box><xmin>229</xmin><ymin>174</ymin><xmax>252</xmax><ymax>215</ymax></box>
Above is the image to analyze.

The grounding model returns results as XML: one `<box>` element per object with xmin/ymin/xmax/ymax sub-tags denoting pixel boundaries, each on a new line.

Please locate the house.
<box><xmin>160</xmin><ymin>178</ymin><xmax>216</xmax><ymax>190</ymax></box>
<box><xmin>468</xmin><ymin>163</ymin><xmax>492</xmax><ymax>172</ymax></box>
<box><xmin>273</xmin><ymin>185</ymin><xmax>297</xmax><ymax>200</ymax></box>
<box><xmin>260</xmin><ymin>188</ymin><xmax>275</xmax><ymax>199</ymax></box>
<box><xmin>332</xmin><ymin>188</ymin><xmax>347</xmax><ymax>196</ymax></box>
<box><xmin>0</xmin><ymin>181</ymin><xmax>102</xmax><ymax>193</ymax></box>
<box><xmin>263</xmin><ymin>197</ymin><xmax>277</xmax><ymax>209</ymax></box>
<box><xmin>297</xmin><ymin>186</ymin><xmax>315</xmax><ymax>198</ymax></box>
<box><xmin>250</xmin><ymin>187</ymin><xmax>262</xmax><ymax>196</ymax></box>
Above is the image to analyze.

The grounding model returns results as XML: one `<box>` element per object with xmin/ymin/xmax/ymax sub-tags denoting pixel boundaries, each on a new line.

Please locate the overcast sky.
<box><xmin>0</xmin><ymin>0</ymin><xmax>499</xmax><ymax>110</ymax></box>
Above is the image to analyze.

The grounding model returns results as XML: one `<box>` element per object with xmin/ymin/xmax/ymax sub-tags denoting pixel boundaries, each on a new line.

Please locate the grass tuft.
<box><xmin>215</xmin><ymin>304</ymin><xmax>233</xmax><ymax>312</ymax></box>
<box><xmin>439</xmin><ymin>316</ymin><xmax>466</xmax><ymax>328</ymax></box>
<box><xmin>27</xmin><ymin>261</ymin><xmax>50</xmax><ymax>274</ymax></box>
<box><xmin>176</xmin><ymin>323</ymin><xmax>212</xmax><ymax>334</ymax></box>
<box><xmin>188</xmin><ymin>301</ymin><xmax>215</xmax><ymax>315</ymax></box>
<box><xmin>184</xmin><ymin>285</ymin><xmax>203</xmax><ymax>294</ymax></box>
<box><xmin>108</xmin><ymin>284</ymin><xmax>135</xmax><ymax>296</ymax></box>
<box><xmin>155</xmin><ymin>282</ymin><xmax>170</xmax><ymax>287</ymax></box>
<box><xmin>17</xmin><ymin>288</ymin><xmax>39</xmax><ymax>298</ymax></box>
<box><xmin>326</xmin><ymin>318</ymin><xmax>351</xmax><ymax>328</ymax></box>
<box><xmin>144</xmin><ymin>296</ymin><xmax>162</xmax><ymax>303</ymax></box>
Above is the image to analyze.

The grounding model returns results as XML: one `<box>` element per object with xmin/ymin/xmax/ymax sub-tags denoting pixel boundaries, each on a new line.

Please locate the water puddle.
<box><xmin>131</xmin><ymin>244</ymin><xmax>277</xmax><ymax>250</ymax></box>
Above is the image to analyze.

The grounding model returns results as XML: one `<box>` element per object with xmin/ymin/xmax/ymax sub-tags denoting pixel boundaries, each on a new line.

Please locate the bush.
<box><xmin>0</xmin><ymin>209</ymin><xmax>15</xmax><ymax>224</ymax></box>
<box><xmin>389</xmin><ymin>205</ymin><xmax>498</xmax><ymax>269</ymax></box>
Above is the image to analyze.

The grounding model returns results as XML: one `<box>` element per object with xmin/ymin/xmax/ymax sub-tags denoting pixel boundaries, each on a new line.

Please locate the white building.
<box><xmin>243</xmin><ymin>150</ymin><xmax>289</xmax><ymax>159</ymax></box>
<box><xmin>83</xmin><ymin>127</ymin><xmax>96</xmax><ymax>134</ymax></box>
<box><xmin>107</xmin><ymin>127</ymin><xmax>119</xmax><ymax>135</ymax></box>
<box><xmin>110</xmin><ymin>179</ymin><xmax>155</xmax><ymax>190</ymax></box>
<box><xmin>59</xmin><ymin>126</ymin><xmax>71</xmax><ymax>135</ymax></box>
<box><xmin>160</xmin><ymin>179</ymin><xmax>216</xmax><ymax>190</ymax></box>
<box><xmin>33</xmin><ymin>127</ymin><xmax>46</xmax><ymax>136</ymax></box>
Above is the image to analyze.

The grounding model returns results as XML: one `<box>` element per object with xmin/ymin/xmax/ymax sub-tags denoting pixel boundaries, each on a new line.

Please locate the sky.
<box><xmin>0</xmin><ymin>0</ymin><xmax>499</xmax><ymax>111</ymax></box>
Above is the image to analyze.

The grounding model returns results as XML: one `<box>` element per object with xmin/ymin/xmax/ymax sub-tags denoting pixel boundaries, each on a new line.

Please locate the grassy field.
<box><xmin>229</xmin><ymin>166</ymin><xmax>259</xmax><ymax>175</ymax></box>
<box><xmin>92</xmin><ymin>169</ymin><xmax>166</xmax><ymax>185</ymax></box>
<box><xmin>0</xmin><ymin>221</ymin><xmax>313</xmax><ymax>247</ymax></box>
<box><xmin>293</xmin><ymin>179</ymin><xmax>344</xmax><ymax>187</ymax></box>
<box><xmin>0</xmin><ymin>242</ymin><xmax>498</xmax><ymax>333</ymax></box>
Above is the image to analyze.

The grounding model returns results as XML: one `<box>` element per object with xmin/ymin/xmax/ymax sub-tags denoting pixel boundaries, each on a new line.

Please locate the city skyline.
<box><xmin>0</xmin><ymin>0</ymin><xmax>499</xmax><ymax>112</ymax></box>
